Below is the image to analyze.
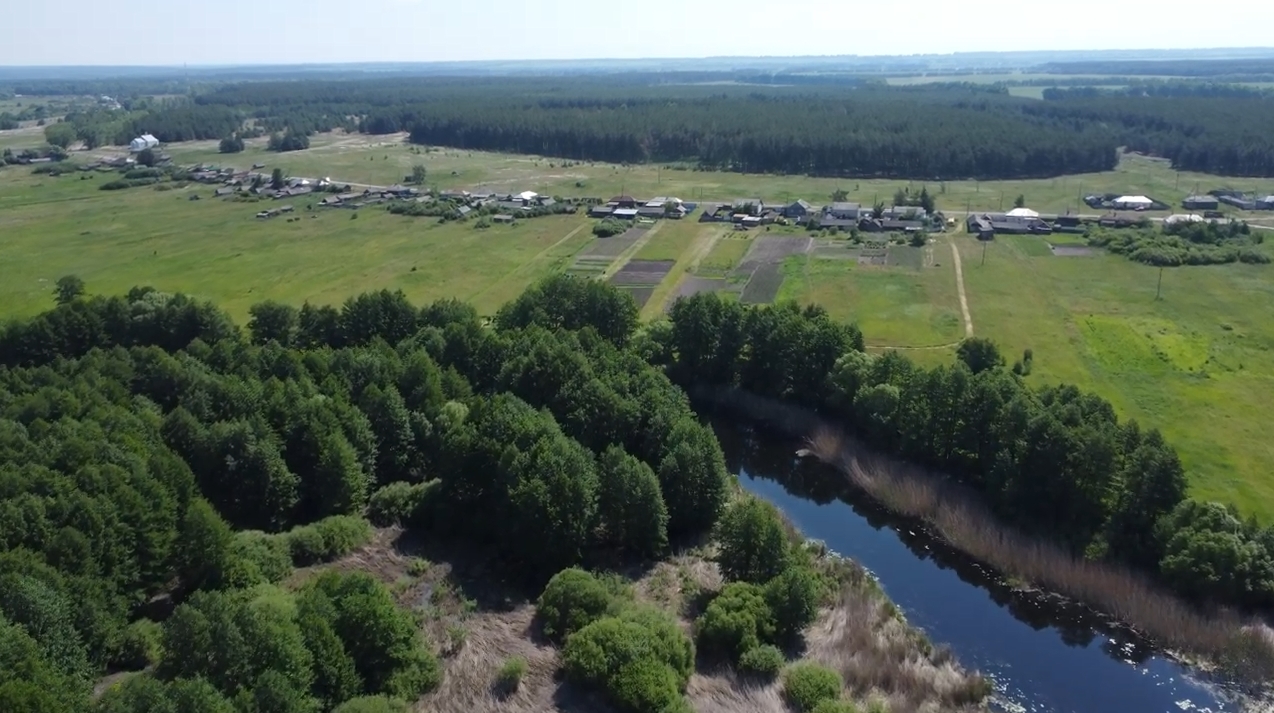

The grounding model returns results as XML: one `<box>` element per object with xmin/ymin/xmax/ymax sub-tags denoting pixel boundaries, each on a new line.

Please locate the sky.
<box><xmin>5</xmin><ymin>0</ymin><xmax>1274</xmax><ymax>66</ymax></box>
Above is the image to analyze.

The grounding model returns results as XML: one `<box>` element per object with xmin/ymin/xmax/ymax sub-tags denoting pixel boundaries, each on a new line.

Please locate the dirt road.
<box><xmin>950</xmin><ymin>240</ymin><xmax>973</xmax><ymax>338</ymax></box>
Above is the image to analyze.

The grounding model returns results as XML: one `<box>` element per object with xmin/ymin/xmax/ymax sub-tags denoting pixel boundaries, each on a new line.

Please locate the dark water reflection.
<box><xmin>709</xmin><ymin>416</ymin><xmax>1242</xmax><ymax>713</ymax></box>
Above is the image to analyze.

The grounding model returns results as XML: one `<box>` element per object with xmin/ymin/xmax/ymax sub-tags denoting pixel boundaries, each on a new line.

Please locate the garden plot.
<box><xmin>733</xmin><ymin>236</ymin><xmax>814</xmax><ymax>278</ymax></box>
<box><xmin>609</xmin><ymin>259</ymin><xmax>675</xmax><ymax>286</ymax></box>
<box><xmin>673</xmin><ymin>276</ymin><xmax>728</xmax><ymax>302</ymax></box>
<box><xmin>740</xmin><ymin>263</ymin><xmax>785</xmax><ymax>304</ymax></box>
<box><xmin>733</xmin><ymin>235</ymin><xmax>812</xmax><ymax>305</ymax></box>
<box><xmin>566</xmin><ymin>227</ymin><xmax>647</xmax><ymax>276</ymax></box>
<box><xmin>618</xmin><ymin>286</ymin><xmax>656</xmax><ymax>308</ymax></box>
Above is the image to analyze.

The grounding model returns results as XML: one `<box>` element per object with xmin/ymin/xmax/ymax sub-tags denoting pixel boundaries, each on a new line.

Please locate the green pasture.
<box><xmin>958</xmin><ymin>233</ymin><xmax>1274</xmax><ymax>519</ymax></box>
<box><xmin>0</xmin><ymin>166</ymin><xmax>592</xmax><ymax>321</ymax></box>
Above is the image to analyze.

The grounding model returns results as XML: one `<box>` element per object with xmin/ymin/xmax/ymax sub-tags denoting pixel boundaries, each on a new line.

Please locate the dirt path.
<box><xmin>646</xmin><ymin>225</ymin><xmax>728</xmax><ymax>317</ymax></box>
<box><xmin>601</xmin><ymin>221</ymin><xmax>664</xmax><ymax>279</ymax></box>
<box><xmin>950</xmin><ymin>239</ymin><xmax>974</xmax><ymax>338</ymax></box>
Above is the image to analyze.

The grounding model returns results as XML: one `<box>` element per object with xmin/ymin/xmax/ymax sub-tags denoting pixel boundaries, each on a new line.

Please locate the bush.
<box><xmin>765</xmin><ymin>566</ymin><xmax>824</xmax><ymax>642</ymax></box>
<box><xmin>494</xmin><ymin>656</ymin><xmax>526</xmax><ymax>692</ymax></box>
<box><xmin>783</xmin><ymin>663</ymin><xmax>843</xmax><ymax>713</ymax></box>
<box><xmin>593</xmin><ymin>218</ymin><xmax>627</xmax><ymax>237</ymax></box>
<box><xmin>695</xmin><ymin>582</ymin><xmax>774</xmax><ymax>661</ymax></box>
<box><xmin>368</xmin><ymin>481</ymin><xmax>428</xmax><ymax>527</ymax></box>
<box><xmin>563</xmin><ymin>614</ymin><xmax>693</xmax><ymax>713</ymax></box>
<box><xmin>536</xmin><ymin>568</ymin><xmax>617</xmax><ymax>644</ymax></box>
<box><xmin>111</xmin><ymin>619</ymin><xmax>164</xmax><ymax>670</ymax></box>
<box><xmin>219</xmin><ymin>136</ymin><xmax>245</xmax><ymax>154</ymax></box>
<box><xmin>223</xmin><ymin>530</ymin><xmax>293</xmax><ymax>587</ymax></box>
<box><xmin>737</xmin><ymin>644</ymin><xmax>784</xmax><ymax>679</ymax></box>
<box><xmin>811</xmin><ymin>700</ymin><xmax>862</xmax><ymax>713</ymax></box>
<box><xmin>286</xmin><ymin>515</ymin><xmax>373</xmax><ymax>565</ymax></box>
<box><xmin>331</xmin><ymin>696</ymin><xmax>409</xmax><ymax>713</ymax></box>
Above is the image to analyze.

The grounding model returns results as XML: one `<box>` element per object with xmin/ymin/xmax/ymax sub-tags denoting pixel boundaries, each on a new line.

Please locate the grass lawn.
<box><xmin>695</xmin><ymin>234</ymin><xmax>753</xmax><ymax>276</ymax></box>
<box><xmin>958</xmin><ymin>233</ymin><xmax>1274</xmax><ymax>519</ymax></box>
<box><xmin>0</xmin><ymin>166</ymin><xmax>592</xmax><ymax>321</ymax></box>
<box><xmin>776</xmin><ymin>246</ymin><xmax>964</xmax><ymax>352</ymax></box>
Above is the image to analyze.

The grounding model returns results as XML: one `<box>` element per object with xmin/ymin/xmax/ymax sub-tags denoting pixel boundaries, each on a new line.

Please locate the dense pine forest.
<box><xmin>29</xmin><ymin>75</ymin><xmax>1274</xmax><ymax>178</ymax></box>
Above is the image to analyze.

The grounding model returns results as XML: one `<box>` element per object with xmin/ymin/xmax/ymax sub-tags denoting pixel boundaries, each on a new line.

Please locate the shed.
<box><xmin>966</xmin><ymin>214</ymin><xmax>994</xmax><ymax>240</ymax></box>
<box><xmin>589</xmin><ymin>205</ymin><xmax>615</xmax><ymax>218</ymax></box>
<box><xmin>1183</xmin><ymin>195</ymin><xmax>1219</xmax><ymax>210</ymax></box>
<box><xmin>613</xmin><ymin>208</ymin><xmax>639</xmax><ymax>220</ymax></box>
<box><xmin>609</xmin><ymin>195</ymin><xmax>638</xmax><ymax>209</ymax></box>
<box><xmin>493</xmin><ymin>214</ymin><xmax>516</xmax><ymax>223</ymax></box>
<box><xmin>128</xmin><ymin>134</ymin><xmax>159</xmax><ymax>152</ymax></box>
<box><xmin>825</xmin><ymin>202</ymin><xmax>861</xmax><ymax>220</ymax></box>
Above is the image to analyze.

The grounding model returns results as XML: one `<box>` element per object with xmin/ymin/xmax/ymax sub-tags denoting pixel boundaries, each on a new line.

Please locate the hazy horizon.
<box><xmin>7</xmin><ymin>0</ymin><xmax>1274</xmax><ymax>66</ymax></box>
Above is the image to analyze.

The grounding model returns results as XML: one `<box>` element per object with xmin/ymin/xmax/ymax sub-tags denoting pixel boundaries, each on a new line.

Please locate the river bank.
<box><xmin>693</xmin><ymin>387</ymin><xmax>1274</xmax><ymax>700</ymax></box>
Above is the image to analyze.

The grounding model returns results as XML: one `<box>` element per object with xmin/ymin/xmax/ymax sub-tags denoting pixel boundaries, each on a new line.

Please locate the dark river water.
<box><xmin>709</xmin><ymin>416</ymin><xmax>1246</xmax><ymax>713</ymax></box>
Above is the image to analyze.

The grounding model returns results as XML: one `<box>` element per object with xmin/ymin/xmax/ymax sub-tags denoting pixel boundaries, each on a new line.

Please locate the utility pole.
<box><xmin>1156</xmin><ymin>266</ymin><xmax>1164</xmax><ymax>300</ymax></box>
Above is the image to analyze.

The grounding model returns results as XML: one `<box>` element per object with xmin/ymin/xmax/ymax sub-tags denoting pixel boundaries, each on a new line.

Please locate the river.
<box><xmin>709</xmin><ymin>417</ymin><xmax>1245</xmax><ymax>713</ymax></box>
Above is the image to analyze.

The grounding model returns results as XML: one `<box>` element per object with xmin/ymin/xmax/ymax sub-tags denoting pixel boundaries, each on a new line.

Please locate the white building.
<box><xmin>1112</xmin><ymin>195</ymin><xmax>1154</xmax><ymax>210</ymax></box>
<box><xmin>129</xmin><ymin>134</ymin><xmax>160</xmax><ymax>153</ymax></box>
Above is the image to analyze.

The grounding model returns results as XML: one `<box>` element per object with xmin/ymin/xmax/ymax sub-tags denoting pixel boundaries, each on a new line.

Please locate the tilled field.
<box><xmin>733</xmin><ymin>235</ymin><xmax>812</xmax><ymax>304</ymax></box>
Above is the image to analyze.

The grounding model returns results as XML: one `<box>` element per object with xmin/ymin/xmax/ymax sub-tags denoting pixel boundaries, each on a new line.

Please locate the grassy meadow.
<box><xmin>3</xmin><ymin>135</ymin><xmax>1274</xmax><ymax>517</ymax></box>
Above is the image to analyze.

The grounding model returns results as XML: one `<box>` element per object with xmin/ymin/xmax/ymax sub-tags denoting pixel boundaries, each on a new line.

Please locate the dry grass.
<box><xmin>805</xmin><ymin>427</ymin><xmax>1274</xmax><ymax>682</ymax></box>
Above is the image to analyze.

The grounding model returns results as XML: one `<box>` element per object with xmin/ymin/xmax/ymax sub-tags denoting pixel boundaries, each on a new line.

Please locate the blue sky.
<box><xmin>6</xmin><ymin>0</ymin><xmax>1274</xmax><ymax>66</ymax></box>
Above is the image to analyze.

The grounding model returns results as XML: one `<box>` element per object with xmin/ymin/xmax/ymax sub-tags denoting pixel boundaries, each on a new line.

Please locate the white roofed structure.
<box><xmin>129</xmin><ymin>134</ymin><xmax>159</xmax><ymax>152</ymax></box>
<box><xmin>1005</xmin><ymin>207</ymin><xmax>1039</xmax><ymax>218</ymax></box>
<box><xmin>1113</xmin><ymin>195</ymin><xmax>1154</xmax><ymax>209</ymax></box>
<box><xmin>517</xmin><ymin>190</ymin><xmax>538</xmax><ymax>202</ymax></box>
<box><xmin>1164</xmin><ymin>213</ymin><xmax>1205</xmax><ymax>225</ymax></box>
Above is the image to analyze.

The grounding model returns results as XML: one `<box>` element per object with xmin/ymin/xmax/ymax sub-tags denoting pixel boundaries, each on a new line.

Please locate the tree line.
<box><xmin>658</xmin><ymin>294</ymin><xmax>1274</xmax><ymax>613</ymax></box>
<box><xmin>0</xmin><ymin>277</ymin><xmax>736</xmax><ymax>711</ymax></box>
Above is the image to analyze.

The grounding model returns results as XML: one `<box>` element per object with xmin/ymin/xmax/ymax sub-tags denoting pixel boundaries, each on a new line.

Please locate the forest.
<box><xmin>0</xmin><ymin>278</ymin><xmax>739</xmax><ymax>712</ymax></box>
<box><xmin>20</xmin><ymin>75</ymin><xmax>1274</xmax><ymax>178</ymax></box>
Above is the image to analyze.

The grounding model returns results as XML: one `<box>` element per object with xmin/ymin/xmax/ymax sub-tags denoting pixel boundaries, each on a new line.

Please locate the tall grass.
<box><xmin>809</xmin><ymin>426</ymin><xmax>1274</xmax><ymax>681</ymax></box>
<box><xmin>695</xmin><ymin>387</ymin><xmax>1274</xmax><ymax>683</ymax></box>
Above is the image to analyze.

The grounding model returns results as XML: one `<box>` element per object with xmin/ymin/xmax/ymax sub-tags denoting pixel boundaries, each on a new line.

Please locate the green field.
<box><xmin>955</xmin><ymin>234</ymin><xmax>1274</xmax><ymax>519</ymax></box>
<box><xmin>0</xmin><ymin>166</ymin><xmax>593</xmax><ymax>321</ymax></box>
<box><xmin>4</xmin><ymin>138</ymin><xmax>1274</xmax><ymax>518</ymax></box>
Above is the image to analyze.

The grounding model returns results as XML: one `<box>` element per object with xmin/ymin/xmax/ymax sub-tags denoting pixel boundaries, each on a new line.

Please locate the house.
<box><xmin>613</xmin><ymin>208</ymin><xmax>640</xmax><ymax>220</ymax></box>
<box><xmin>589</xmin><ymin>205</ymin><xmax>615</xmax><ymax>218</ymax></box>
<box><xmin>699</xmin><ymin>204</ymin><xmax>728</xmax><ymax>222</ymax></box>
<box><xmin>214</xmin><ymin>187</ymin><xmax>234</xmax><ymax>197</ymax></box>
<box><xmin>493</xmin><ymin>214</ymin><xmax>516</xmax><ymax>223</ymax></box>
<box><xmin>741</xmin><ymin>216</ymin><xmax>762</xmax><ymax>228</ymax></box>
<box><xmin>457</xmin><ymin>206</ymin><xmax>473</xmax><ymax>218</ymax></box>
<box><xmin>637</xmin><ymin>205</ymin><xmax>666</xmax><ymax>219</ymax></box>
<box><xmin>1258</xmin><ymin>196</ymin><xmax>1274</xmax><ymax>210</ymax></box>
<box><xmin>782</xmin><ymin>199</ymin><xmax>814</xmax><ymax>221</ymax></box>
<box><xmin>128</xmin><ymin>134</ymin><xmax>159</xmax><ymax>152</ymax></box>
<box><xmin>880</xmin><ymin>206</ymin><xmax>927</xmax><ymax>221</ymax></box>
<box><xmin>1183</xmin><ymin>195</ymin><xmax>1219</xmax><ymax>210</ymax></box>
<box><xmin>825</xmin><ymin>202</ymin><xmax>861</xmax><ymax>220</ymax></box>
<box><xmin>966</xmin><ymin>214</ymin><xmax>994</xmax><ymax>240</ymax></box>
<box><xmin>985</xmin><ymin>213</ymin><xmax>1052</xmax><ymax>235</ymax></box>
<box><xmin>609</xmin><ymin>195</ymin><xmax>638</xmax><ymax>209</ymax></box>
<box><xmin>497</xmin><ymin>200</ymin><xmax>525</xmax><ymax>212</ymax></box>
<box><xmin>1112</xmin><ymin>195</ymin><xmax>1154</xmax><ymax>211</ymax></box>
<box><xmin>537</xmin><ymin>197</ymin><xmax>557</xmax><ymax>208</ymax></box>
<box><xmin>732</xmin><ymin>198</ymin><xmax>764</xmax><ymax>216</ymax></box>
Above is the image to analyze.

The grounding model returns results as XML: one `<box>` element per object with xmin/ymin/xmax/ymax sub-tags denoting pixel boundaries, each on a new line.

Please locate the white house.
<box><xmin>1112</xmin><ymin>195</ymin><xmax>1154</xmax><ymax>210</ymax></box>
<box><xmin>129</xmin><ymin>134</ymin><xmax>159</xmax><ymax>153</ymax></box>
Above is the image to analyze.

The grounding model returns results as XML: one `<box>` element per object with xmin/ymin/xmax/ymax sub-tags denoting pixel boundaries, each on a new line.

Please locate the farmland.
<box><xmin>3</xmin><ymin>138</ymin><xmax>1274</xmax><ymax>518</ymax></box>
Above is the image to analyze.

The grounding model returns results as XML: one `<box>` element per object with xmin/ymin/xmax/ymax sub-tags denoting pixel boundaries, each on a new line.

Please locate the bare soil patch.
<box><xmin>740</xmin><ymin>263</ymin><xmax>785</xmax><ymax>304</ymax></box>
<box><xmin>674</xmin><ymin>276</ymin><xmax>728</xmax><ymax>302</ymax></box>
<box><xmin>609</xmin><ymin>258</ymin><xmax>676</xmax><ymax>286</ymax></box>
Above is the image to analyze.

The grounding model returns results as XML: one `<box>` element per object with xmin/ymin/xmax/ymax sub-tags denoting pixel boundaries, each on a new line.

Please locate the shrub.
<box><xmin>495</xmin><ymin>656</ymin><xmax>527</xmax><ymax>692</ymax></box>
<box><xmin>286</xmin><ymin>515</ymin><xmax>373</xmax><ymax>566</ymax></box>
<box><xmin>695</xmin><ymin>582</ymin><xmax>774</xmax><ymax>661</ymax></box>
<box><xmin>111</xmin><ymin>619</ymin><xmax>164</xmax><ymax>670</ymax></box>
<box><xmin>783</xmin><ymin>663</ymin><xmax>843</xmax><ymax>713</ymax></box>
<box><xmin>811</xmin><ymin>700</ymin><xmax>862</xmax><ymax>713</ymax></box>
<box><xmin>223</xmin><ymin>530</ymin><xmax>293</xmax><ymax>587</ymax></box>
<box><xmin>368</xmin><ymin>481</ymin><xmax>428</xmax><ymax>526</ymax></box>
<box><xmin>765</xmin><ymin>566</ymin><xmax>824</xmax><ymax>642</ymax></box>
<box><xmin>593</xmin><ymin>218</ymin><xmax>627</xmax><ymax>237</ymax></box>
<box><xmin>331</xmin><ymin>696</ymin><xmax>409</xmax><ymax>713</ymax></box>
<box><xmin>537</xmin><ymin>568</ymin><xmax>618</xmax><ymax>644</ymax></box>
<box><xmin>737</xmin><ymin>644</ymin><xmax>784</xmax><ymax>679</ymax></box>
<box><xmin>563</xmin><ymin>615</ymin><xmax>693</xmax><ymax>713</ymax></box>
<box><xmin>716</xmin><ymin>497</ymin><xmax>791</xmax><ymax>584</ymax></box>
